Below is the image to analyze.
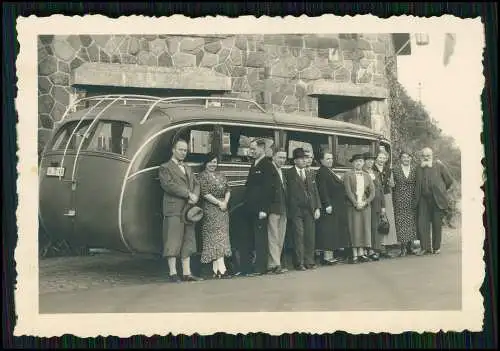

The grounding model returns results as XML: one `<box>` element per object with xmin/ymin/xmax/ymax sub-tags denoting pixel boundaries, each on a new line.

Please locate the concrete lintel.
<box><xmin>72</xmin><ymin>62</ymin><xmax>232</xmax><ymax>91</ymax></box>
<box><xmin>307</xmin><ymin>80</ymin><xmax>388</xmax><ymax>100</ymax></box>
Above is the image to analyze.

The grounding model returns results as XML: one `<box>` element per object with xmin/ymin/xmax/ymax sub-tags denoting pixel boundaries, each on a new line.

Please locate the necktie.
<box><xmin>301</xmin><ymin>169</ymin><xmax>306</xmax><ymax>181</ymax></box>
<box><xmin>178</xmin><ymin>161</ymin><xmax>186</xmax><ymax>174</ymax></box>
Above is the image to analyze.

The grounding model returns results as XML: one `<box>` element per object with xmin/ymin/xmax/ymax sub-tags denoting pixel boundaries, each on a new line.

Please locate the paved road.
<box><xmin>39</xmin><ymin>225</ymin><xmax>461</xmax><ymax>313</ymax></box>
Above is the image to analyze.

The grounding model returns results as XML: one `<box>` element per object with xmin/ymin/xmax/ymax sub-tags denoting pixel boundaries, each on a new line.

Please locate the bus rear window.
<box><xmin>86</xmin><ymin>121</ymin><xmax>133</xmax><ymax>156</ymax></box>
<box><xmin>50</xmin><ymin>121</ymin><xmax>92</xmax><ymax>152</ymax></box>
<box><xmin>336</xmin><ymin>136</ymin><xmax>373</xmax><ymax>167</ymax></box>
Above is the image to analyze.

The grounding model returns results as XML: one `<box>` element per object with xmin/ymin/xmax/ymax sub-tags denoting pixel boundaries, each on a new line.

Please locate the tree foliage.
<box><xmin>386</xmin><ymin>61</ymin><xmax>461</xmax><ymax>182</ymax></box>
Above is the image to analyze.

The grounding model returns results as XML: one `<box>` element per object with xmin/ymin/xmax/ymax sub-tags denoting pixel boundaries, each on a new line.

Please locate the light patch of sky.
<box><xmin>396</xmin><ymin>31</ymin><xmax>483</xmax><ymax>150</ymax></box>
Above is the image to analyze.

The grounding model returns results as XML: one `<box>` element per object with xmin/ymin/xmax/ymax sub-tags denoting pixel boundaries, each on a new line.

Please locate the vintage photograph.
<box><xmin>15</xmin><ymin>15</ymin><xmax>484</xmax><ymax>336</ymax></box>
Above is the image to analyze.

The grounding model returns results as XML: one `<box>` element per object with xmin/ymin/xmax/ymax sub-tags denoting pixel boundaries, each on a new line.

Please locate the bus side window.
<box><xmin>285</xmin><ymin>131</ymin><xmax>330</xmax><ymax>166</ymax></box>
<box><xmin>336</xmin><ymin>136</ymin><xmax>372</xmax><ymax>167</ymax></box>
<box><xmin>175</xmin><ymin>125</ymin><xmax>215</xmax><ymax>163</ymax></box>
<box><xmin>220</xmin><ymin>126</ymin><xmax>275</xmax><ymax>164</ymax></box>
<box><xmin>86</xmin><ymin>120</ymin><xmax>133</xmax><ymax>156</ymax></box>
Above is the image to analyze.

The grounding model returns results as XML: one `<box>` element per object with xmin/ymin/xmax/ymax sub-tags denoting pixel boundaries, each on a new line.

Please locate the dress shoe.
<box><xmin>219</xmin><ymin>271</ymin><xmax>233</xmax><ymax>279</ymax></box>
<box><xmin>433</xmin><ymin>249</ymin><xmax>441</xmax><ymax>255</ymax></box>
<box><xmin>358</xmin><ymin>255</ymin><xmax>370</xmax><ymax>262</ymax></box>
<box><xmin>305</xmin><ymin>264</ymin><xmax>317</xmax><ymax>270</ymax></box>
<box><xmin>416</xmin><ymin>250</ymin><xmax>430</xmax><ymax>256</ymax></box>
<box><xmin>168</xmin><ymin>274</ymin><xmax>181</xmax><ymax>283</ymax></box>
<box><xmin>349</xmin><ymin>257</ymin><xmax>359</xmax><ymax>264</ymax></box>
<box><xmin>369</xmin><ymin>253</ymin><xmax>380</xmax><ymax>261</ymax></box>
<box><xmin>295</xmin><ymin>265</ymin><xmax>307</xmax><ymax>271</ymax></box>
<box><xmin>182</xmin><ymin>275</ymin><xmax>203</xmax><ymax>282</ymax></box>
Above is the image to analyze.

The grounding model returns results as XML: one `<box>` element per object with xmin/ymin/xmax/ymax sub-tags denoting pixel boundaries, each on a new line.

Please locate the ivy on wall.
<box><xmin>385</xmin><ymin>58</ymin><xmax>461</xmax><ymax>182</ymax></box>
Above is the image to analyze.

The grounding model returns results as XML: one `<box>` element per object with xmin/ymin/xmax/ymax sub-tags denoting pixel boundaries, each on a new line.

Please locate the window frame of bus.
<box><xmin>218</xmin><ymin>125</ymin><xmax>277</xmax><ymax>164</ymax></box>
<box><xmin>172</xmin><ymin>124</ymin><xmax>216</xmax><ymax>164</ymax></box>
<box><xmin>85</xmin><ymin>120</ymin><xmax>133</xmax><ymax>157</ymax></box>
<box><xmin>334</xmin><ymin>135</ymin><xmax>376</xmax><ymax>168</ymax></box>
<box><xmin>50</xmin><ymin>120</ymin><xmax>93</xmax><ymax>152</ymax></box>
<box><xmin>283</xmin><ymin>130</ymin><xmax>332</xmax><ymax>167</ymax></box>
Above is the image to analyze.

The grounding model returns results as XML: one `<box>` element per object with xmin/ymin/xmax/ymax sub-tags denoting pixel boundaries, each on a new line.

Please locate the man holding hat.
<box><xmin>286</xmin><ymin>147</ymin><xmax>322</xmax><ymax>270</ymax></box>
<box><xmin>159</xmin><ymin>139</ymin><xmax>203</xmax><ymax>283</ymax></box>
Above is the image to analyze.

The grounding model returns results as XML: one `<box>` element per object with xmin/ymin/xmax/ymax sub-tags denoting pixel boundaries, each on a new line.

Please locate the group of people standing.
<box><xmin>158</xmin><ymin>139</ymin><xmax>456</xmax><ymax>283</ymax></box>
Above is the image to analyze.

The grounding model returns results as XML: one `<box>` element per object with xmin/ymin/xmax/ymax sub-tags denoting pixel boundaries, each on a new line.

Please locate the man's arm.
<box><xmin>439</xmin><ymin>162</ymin><xmax>455</xmax><ymax>191</ymax></box>
<box><xmin>159</xmin><ymin>164</ymin><xmax>189</xmax><ymax>199</ymax></box>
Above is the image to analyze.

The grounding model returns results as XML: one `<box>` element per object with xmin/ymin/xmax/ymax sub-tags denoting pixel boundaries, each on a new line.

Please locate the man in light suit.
<box><xmin>159</xmin><ymin>139</ymin><xmax>203</xmax><ymax>282</ymax></box>
<box><xmin>414</xmin><ymin>147</ymin><xmax>455</xmax><ymax>255</ymax></box>
<box><xmin>286</xmin><ymin>147</ymin><xmax>322</xmax><ymax>270</ymax></box>
<box><xmin>267</xmin><ymin>146</ymin><xmax>288</xmax><ymax>274</ymax></box>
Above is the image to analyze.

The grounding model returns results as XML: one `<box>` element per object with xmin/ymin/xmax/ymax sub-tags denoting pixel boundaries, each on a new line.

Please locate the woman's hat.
<box><xmin>293</xmin><ymin>147</ymin><xmax>306</xmax><ymax>160</ymax></box>
<box><xmin>363</xmin><ymin>152</ymin><xmax>377</xmax><ymax>160</ymax></box>
<box><xmin>184</xmin><ymin>206</ymin><xmax>204</xmax><ymax>223</ymax></box>
<box><xmin>349</xmin><ymin>153</ymin><xmax>365</xmax><ymax>163</ymax></box>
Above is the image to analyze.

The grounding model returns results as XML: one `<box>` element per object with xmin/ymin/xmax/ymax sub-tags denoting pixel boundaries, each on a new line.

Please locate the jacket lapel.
<box><xmin>168</xmin><ymin>160</ymin><xmax>188</xmax><ymax>184</ymax></box>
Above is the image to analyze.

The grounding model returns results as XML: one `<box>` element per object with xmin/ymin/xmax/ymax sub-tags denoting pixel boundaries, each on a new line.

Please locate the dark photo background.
<box><xmin>2</xmin><ymin>2</ymin><xmax>498</xmax><ymax>349</ymax></box>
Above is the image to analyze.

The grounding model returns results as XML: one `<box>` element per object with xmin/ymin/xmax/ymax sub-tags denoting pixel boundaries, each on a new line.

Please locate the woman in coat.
<box><xmin>373</xmin><ymin>150</ymin><xmax>398</xmax><ymax>251</ymax></box>
<box><xmin>363</xmin><ymin>152</ymin><xmax>386</xmax><ymax>260</ymax></box>
<box><xmin>343</xmin><ymin>154</ymin><xmax>376</xmax><ymax>264</ymax></box>
<box><xmin>315</xmin><ymin>149</ymin><xmax>350</xmax><ymax>264</ymax></box>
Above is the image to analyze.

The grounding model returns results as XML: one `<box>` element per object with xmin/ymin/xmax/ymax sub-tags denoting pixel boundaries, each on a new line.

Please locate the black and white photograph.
<box><xmin>14</xmin><ymin>15</ymin><xmax>484</xmax><ymax>336</ymax></box>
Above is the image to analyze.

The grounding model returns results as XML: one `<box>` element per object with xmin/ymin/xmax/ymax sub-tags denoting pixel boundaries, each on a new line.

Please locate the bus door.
<box><xmin>70</xmin><ymin>120</ymin><xmax>133</xmax><ymax>250</ymax></box>
<box><xmin>39</xmin><ymin>120</ymin><xmax>92</xmax><ymax>242</ymax></box>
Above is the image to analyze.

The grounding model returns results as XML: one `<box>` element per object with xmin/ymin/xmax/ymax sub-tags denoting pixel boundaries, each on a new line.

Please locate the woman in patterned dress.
<box><xmin>392</xmin><ymin>150</ymin><xmax>418</xmax><ymax>256</ymax></box>
<box><xmin>197</xmin><ymin>153</ymin><xmax>232</xmax><ymax>279</ymax></box>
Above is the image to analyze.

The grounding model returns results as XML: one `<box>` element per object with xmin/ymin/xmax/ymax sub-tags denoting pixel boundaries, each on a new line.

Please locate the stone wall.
<box><xmin>37</xmin><ymin>33</ymin><xmax>396</xmax><ymax>153</ymax></box>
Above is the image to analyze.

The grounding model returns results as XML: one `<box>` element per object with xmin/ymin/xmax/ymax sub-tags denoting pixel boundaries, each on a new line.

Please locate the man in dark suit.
<box><xmin>286</xmin><ymin>148</ymin><xmax>322</xmax><ymax>270</ymax></box>
<box><xmin>241</xmin><ymin>139</ymin><xmax>276</xmax><ymax>276</ymax></box>
<box><xmin>414</xmin><ymin>147</ymin><xmax>455</xmax><ymax>255</ymax></box>
<box><xmin>159</xmin><ymin>139</ymin><xmax>203</xmax><ymax>282</ymax></box>
<box><xmin>267</xmin><ymin>146</ymin><xmax>288</xmax><ymax>274</ymax></box>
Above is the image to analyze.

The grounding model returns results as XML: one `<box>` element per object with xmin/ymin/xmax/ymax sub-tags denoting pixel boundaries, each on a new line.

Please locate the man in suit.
<box><xmin>159</xmin><ymin>139</ymin><xmax>203</xmax><ymax>282</ymax></box>
<box><xmin>286</xmin><ymin>147</ymin><xmax>322</xmax><ymax>270</ymax></box>
<box><xmin>241</xmin><ymin>139</ymin><xmax>276</xmax><ymax>276</ymax></box>
<box><xmin>267</xmin><ymin>146</ymin><xmax>289</xmax><ymax>274</ymax></box>
<box><xmin>414</xmin><ymin>147</ymin><xmax>455</xmax><ymax>255</ymax></box>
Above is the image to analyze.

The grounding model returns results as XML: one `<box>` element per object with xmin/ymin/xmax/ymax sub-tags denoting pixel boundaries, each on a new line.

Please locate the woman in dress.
<box><xmin>362</xmin><ymin>152</ymin><xmax>386</xmax><ymax>261</ymax></box>
<box><xmin>197</xmin><ymin>153</ymin><xmax>232</xmax><ymax>279</ymax></box>
<box><xmin>343</xmin><ymin>154</ymin><xmax>375</xmax><ymax>264</ymax></box>
<box><xmin>373</xmin><ymin>150</ymin><xmax>398</xmax><ymax>252</ymax></box>
<box><xmin>315</xmin><ymin>149</ymin><xmax>350</xmax><ymax>264</ymax></box>
<box><xmin>392</xmin><ymin>149</ymin><xmax>418</xmax><ymax>256</ymax></box>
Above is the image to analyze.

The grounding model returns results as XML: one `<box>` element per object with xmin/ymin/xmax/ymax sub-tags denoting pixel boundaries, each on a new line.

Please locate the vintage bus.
<box><xmin>39</xmin><ymin>95</ymin><xmax>391</xmax><ymax>256</ymax></box>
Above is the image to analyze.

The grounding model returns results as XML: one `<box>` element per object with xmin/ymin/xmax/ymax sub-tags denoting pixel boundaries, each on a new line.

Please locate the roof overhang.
<box><xmin>307</xmin><ymin>80</ymin><xmax>388</xmax><ymax>100</ymax></box>
<box><xmin>392</xmin><ymin>33</ymin><xmax>412</xmax><ymax>55</ymax></box>
<box><xmin>71</xmin><ymin>62</ymin><xmax>232</xmax><ymax>91</ymax></box>
<box><xmin>307</xmin><ymin>80</ymin><xmax>388</xmax><ymax>118</ymax></box>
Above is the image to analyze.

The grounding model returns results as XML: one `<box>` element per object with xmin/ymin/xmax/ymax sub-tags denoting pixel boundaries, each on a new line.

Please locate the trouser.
<box><xmin>267</xmin><ymin>213</ymin><xmax>287</xmax><ymax>269</ymax></box>
<box><xmin>290</xmin><ymin>211</ymin><xmax>316</xmax><ymax>266</ymax></box>
<box><xmin>239</xmin><ymin>216</ymin><xmax>269</xmax><ymax>274</ymax></box>
<box><xmin>417</xmin><ymin>195</ymin><xmax>444</xmax><ymax>252</ymax></box>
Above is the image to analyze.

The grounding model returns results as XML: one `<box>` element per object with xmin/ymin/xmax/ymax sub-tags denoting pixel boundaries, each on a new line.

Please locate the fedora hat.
<box><xmin>349</xmin><ymin>153</ymin><xmax>365</xmax><ymax>163</ymax></box>
<box><xmin>293</xmin><ymin>147</ymin><xmax>306</xmax><ymax>160</ymax></box>
<box><xmin>184</xmin><ymin>206</ymin><xmax>204</xmax><ymax>223</ymax></box>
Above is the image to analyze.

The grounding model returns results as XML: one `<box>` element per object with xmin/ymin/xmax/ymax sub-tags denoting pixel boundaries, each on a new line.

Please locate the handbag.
<box><xmin>378</xmin><ymin>213</ymin><xmax>390</xmax><ymax>235</ymax></box>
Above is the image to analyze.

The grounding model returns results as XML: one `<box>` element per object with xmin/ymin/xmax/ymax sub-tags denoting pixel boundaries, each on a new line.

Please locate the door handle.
<box><xmin>63</xmin><ymin>209</ymin><xmax>76</xmax><ymax>217</ymax></box>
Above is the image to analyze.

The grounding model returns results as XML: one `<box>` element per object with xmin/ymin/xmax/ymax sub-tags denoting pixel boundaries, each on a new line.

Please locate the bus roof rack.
<box><xmin>60</xmin><ymin>94</ymin><xmax>267</xmax><ymax>124</ymax></box>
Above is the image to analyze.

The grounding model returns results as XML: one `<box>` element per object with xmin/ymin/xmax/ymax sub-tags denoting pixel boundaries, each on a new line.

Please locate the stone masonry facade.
<box><xmin>38</xmin><ymin>34</ymin><xmax>398</xmax><ymax>153</ymax></box>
